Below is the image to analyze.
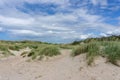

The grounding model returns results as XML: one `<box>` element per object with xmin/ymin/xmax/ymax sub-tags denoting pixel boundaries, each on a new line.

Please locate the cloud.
<box><xmin>91</xmin><ymin>0</ymin><xmax>108</xmax><ymax>6</ymax></box>
<box><xmin>106</xmin><ymin>28</ymin><xmax>120</xmax><ymax>35</ymax></box>
<box><xmin>99</xmin><ymin>33</ymin><xmax>107</xmax><ymax>37</ymax></box>
<box><xmin>0</xmin><ymin>0</ymin><xmax>119</xmax><ymax>43</ymax></box>
<box><xmin>9</xmin><ymin>29</ymin><xmax>43</xmax><ymax>36</ymax></box>
<box><xmin>0</xmin><ymin>15</ymin><xmax>34</xmax><ymax>26</ymax></box>
<box><xmin>117</xmin><ymin>17</ymin><xmax>120</xmax><ymax>25</ymax></box>
<box><xmin>0</xmin><ymin>27</ymin><xmax>3</xmax><ymax>32</ymax></box>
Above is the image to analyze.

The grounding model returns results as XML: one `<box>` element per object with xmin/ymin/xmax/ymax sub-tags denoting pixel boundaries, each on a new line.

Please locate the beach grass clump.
<box><xmin>72</xmin><ymin>41</ymin><xmax>120</xmax><ymax>66</ymax></box>
<box><xmin>0</xmin><ymin>41</ymin><xmax>61</xmax><ymax>59</ymax></box>
<box><xmin>40</xmin><ymin>46</ymin><xmax>60</xmax><ymax>57</ymax></box>
<box><xmin>72</xmin><ymin>42</ymin><xmax>100</xmax><ymax>65</ymax></box>
<box><xmin>72</xmin><ymin>44</ymin><xmax>88</xmax><ymax>56</ymax></box>
<box><xmin>104</xmin><ymin>43</ymin><xmax>120</xmax><ymax>65</ymax></box>
<box><xmin>86</xmin><ymin>42</ymin><xmax>100</xmax><ymax>65</ymax></box>
<box><xmin>0</xmin><ymin>44</ymin><xmax>11</xmax><ymax>56</ymax></box>
<box><xmin>8</xmin><ymin>45</ymin><xmax>21</xmax><ymax>51</ymax></box>
<box><xmin>26</xmin><ymin>45</ymin><xmax>61</xmax><ymax>60</ymax></box>
<box><xmin>28</xmin><ymin>50</ymin><xmax>37</xmax><ymax>60</ymax></box>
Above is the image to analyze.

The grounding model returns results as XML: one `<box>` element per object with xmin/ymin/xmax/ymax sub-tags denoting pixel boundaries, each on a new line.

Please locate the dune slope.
<box><xmin>0</xmin><ymin>49</ymin><xmax>120</xmax><ymax>80</ymax></box>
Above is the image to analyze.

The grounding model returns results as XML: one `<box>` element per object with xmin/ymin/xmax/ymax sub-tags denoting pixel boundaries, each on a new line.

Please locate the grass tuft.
<box><xmin>71</xmin><ymin>44</ymin><xmax>88</xmax><ymax>56</ymax></box>
<box><xmin>40</xmin><ymin>46</ymin><xmax>60</xmax><ymax>57</ymax></box>
<box><xmin>72</xmin><ymin>41</ymin><xmax>120</xmax><ymax>66</ymax></box>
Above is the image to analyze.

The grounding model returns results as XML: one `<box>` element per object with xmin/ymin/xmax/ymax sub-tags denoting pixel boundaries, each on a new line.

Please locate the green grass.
<box><xmin>72</xmin><ymin>41</ymin><xmax>120</xmax><ymax>66</ymax></box>
<box><xmin>0</xmin><ymin>44</ymin><xmax>11</xmax><ymax>56</ymax></box>
<box><xmin>14</xmin><ymin>42</ymin><xmax>61</xmax><ymax>60</ymax></box>
<box><xmin>40</xmin><ymin>46</ymin><xmax>60</xmax><ymax>57</ymax></box>
<box><xmin>26</xmin><ymin>45</ymin><xmax>61</xmax><ymax>60</ymax></box>
<box><xmin>71</xmin><ymin>44</ymin><xmax>88</xmax><ymax>56</ymax></box>
<box><xmin>0</xmin><ymin>41</ymin><xmax>61</xmax><ymax>59</ymax></box>
<box><xmin>1</xmin><ymin>40</ymin><xmax>120</xmax><ymax>66</ymax></box>
<box><xmin>103</xmin><ymin>43</ymin><xmax>120</xmax><ymax>65</ymax></box>
<box><xmin>86</xmin><ymin>42</ymin><xmax>100</xmax><ymax>65</ymax></box>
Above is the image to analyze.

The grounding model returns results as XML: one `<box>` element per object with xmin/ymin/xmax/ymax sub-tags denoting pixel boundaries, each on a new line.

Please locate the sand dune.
<box><xmin>0</xmin><ymin>49</ymin><xmax>120</xmax><ymax>80</ymax></box>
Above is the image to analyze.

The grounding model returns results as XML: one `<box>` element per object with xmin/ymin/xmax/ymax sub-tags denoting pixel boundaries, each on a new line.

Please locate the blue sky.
<box><xmin>0</xmin><ymin>0</ymin><xmax>120</xmax><ymax>43</ymax></box>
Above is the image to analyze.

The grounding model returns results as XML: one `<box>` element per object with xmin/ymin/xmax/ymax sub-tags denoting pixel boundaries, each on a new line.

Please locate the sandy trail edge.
<box><xmin>0</xmin><ymin>49</ymin><xmax>120</xmax><ymax>80</ymax></box>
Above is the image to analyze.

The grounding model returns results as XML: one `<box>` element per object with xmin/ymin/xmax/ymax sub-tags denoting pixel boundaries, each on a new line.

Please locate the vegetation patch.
<box><xmin>26</xmin><ymin>46</ymin><xmax>61</xmax><ymax>60</ymax></box>
<box><xmin>72</xmin><ymin>44</ymin><xmax>88</xmax><ymax>56</ymax></box>
<box><xmin>72</xmin><ymin>41</ymin><xmax>120</xmax><ymax>66</ymax></box>
<box><xmin>0</xmin><ymin>41</ymin><xmax>61</xmax><ymax>59</ymax></box>
<box><xmin>0</xmin><ymin>35</ymin><xmax>120</xmax><ymax>66</ymax></box>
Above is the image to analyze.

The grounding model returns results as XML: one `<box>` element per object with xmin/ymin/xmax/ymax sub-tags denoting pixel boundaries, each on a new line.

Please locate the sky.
<box><xmin>0</xmin><ymin>0</ymin><xmax>120</xmax><ymax>43</ymax></box>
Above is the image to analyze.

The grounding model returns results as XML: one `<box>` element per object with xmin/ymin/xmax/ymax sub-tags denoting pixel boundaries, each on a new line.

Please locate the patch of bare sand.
<box><xmin>0</xmin><ymin>49</ymin><xmax>120</xmax><ymax>80</ymax></box>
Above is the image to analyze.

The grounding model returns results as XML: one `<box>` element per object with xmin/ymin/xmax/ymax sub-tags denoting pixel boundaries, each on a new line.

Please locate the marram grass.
<box><xmin>0</xmin><ymin>41</ymin><xmax>61</xmax><ymax>59</ymax></box>
<box><xmin>72</xmin><ymin>41</ymin><xmax>120</xmax><ymax>66</ymax></box>
<box><xmin>26</xmin><ymin>45</ymin><xmax>61</xmax><ymax>60</ymax></box>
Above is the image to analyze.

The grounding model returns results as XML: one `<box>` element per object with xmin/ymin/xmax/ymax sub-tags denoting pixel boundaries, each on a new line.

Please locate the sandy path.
<box><xmin>0</xmin><ymin>49</ymin><xmax>120</xmax><ymax>80</ymax></box>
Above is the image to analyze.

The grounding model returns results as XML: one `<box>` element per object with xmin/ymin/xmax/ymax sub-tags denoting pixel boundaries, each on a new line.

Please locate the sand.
<box><xmin>0</xmin><ymin>49</ymin><xmax>120</xmax><ymax>80</ymax></box>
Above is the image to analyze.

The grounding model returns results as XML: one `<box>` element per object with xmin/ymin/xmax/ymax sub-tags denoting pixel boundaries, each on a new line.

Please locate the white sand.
<box><xmin>0</xmin><ymin>49</ymin><xmax>120</xmax><ymax>80</ymax></box>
